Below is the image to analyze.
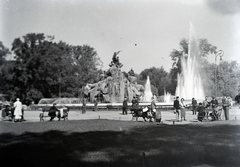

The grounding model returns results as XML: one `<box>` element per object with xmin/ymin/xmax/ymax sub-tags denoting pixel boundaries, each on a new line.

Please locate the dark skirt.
<box><xmin>180</xmin><ymin>108</ymin><xmax>186</xmax><ymax>118</ymax></box>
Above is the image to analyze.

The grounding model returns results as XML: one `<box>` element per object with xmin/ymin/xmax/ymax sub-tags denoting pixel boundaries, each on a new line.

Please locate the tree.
<box><xmin>218</xmin><ymin>61</ymin><xmax>240</xmax><ymax>98</ymax></box>
<box><xmin>9</xmin><ymin>33</ymin><xmax>56</xmax><ymax>103</ymax></box>
<box><xmin>0</xmin><ymin>41</ymin><xmax>11</xmax><ymax>65</ymax></box>
<box><xmin>0</xmin><ymin>41</ymin><xmax>11</xmax><ymax>94</ymax></box>
<box><xmin>70</xmin><ymin>45</ymin><xmax>102</xmax><ymax>84</ymax></box>
<box><xmin>5</xmin><ymin>33</ymin><xmax>102</xmax><ymax>104</ymax></box>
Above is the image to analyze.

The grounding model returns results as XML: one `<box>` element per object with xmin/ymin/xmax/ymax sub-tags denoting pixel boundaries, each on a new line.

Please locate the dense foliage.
<box><xmin>1</xmin><ymin>33</ymin><xmax>102</xmax><ymax>104</ymax></box>
<box><xmin>137</xmin><ymin>67</ymin><xmax>171</xmax><ymax>96</ymax></box>
<box><xmin>0</xmin><ymin>41</ymin><xmax>11</xmax><ymax>94</ymax></box>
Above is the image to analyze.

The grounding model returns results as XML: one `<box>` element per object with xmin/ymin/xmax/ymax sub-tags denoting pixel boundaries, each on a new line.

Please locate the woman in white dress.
<box><xmin>14</xmin><ymin>98</ymin><xmax>22</xmax><ymax>121</ymax></box>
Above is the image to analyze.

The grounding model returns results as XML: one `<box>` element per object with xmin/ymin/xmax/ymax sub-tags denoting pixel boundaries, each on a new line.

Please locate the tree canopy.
<box><xmin>1</xmin><ymin>33</ymin><xmax>102</xmax><ymax>104</ymax></box>
<box><xmin>0</xmin><ymin>41</ymin><xmax>11</xmax><ymax>94</ymax></box>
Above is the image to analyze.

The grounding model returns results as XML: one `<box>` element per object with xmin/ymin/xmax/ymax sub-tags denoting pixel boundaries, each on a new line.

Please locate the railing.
<box><xmin>36</xmin><ymin>102</ymin><xmax>176</xmax><ymax>111</ymax></box>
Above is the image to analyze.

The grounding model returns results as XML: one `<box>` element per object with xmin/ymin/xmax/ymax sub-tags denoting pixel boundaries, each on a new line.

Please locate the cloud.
<box><xmin>206</xmin><ymin>0</ymin><xmax>240</xmax><ymax>15</ymax></box>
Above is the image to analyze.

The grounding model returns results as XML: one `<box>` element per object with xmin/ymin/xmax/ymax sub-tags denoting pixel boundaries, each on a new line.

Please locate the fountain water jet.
<box><xmin>175</xmin><ymin>23</ymin><xmax>205</xmax><ymax>100</ymax></box>
<box><xmin>164</xmin><ymin>89</ymin><xmax>172</xmax><ymax>103</ymax></box>
<box><xmin>143</xmin><ymin>76</ymin><xmax>153</xmax><ymax>102</ymax></box>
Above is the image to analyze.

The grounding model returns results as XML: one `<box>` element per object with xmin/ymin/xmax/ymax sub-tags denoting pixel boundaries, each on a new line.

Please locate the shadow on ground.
<box><xmin>0</xmin><ymin>120</ymin><xmax>240</xmax><ymax>167</ymax></box>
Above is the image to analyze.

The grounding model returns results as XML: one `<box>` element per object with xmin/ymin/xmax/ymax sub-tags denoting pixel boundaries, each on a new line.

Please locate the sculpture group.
<box><xmin>84</xmin><ymin>51</ymin><xmax>145</xmax><ymax>103</ymax></box>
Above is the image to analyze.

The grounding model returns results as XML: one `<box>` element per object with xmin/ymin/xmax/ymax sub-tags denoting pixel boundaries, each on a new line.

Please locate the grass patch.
<box><xmin>0</xmin><ymin>120</ymin><xmax>240</xmax><ymax>167</ymax></box>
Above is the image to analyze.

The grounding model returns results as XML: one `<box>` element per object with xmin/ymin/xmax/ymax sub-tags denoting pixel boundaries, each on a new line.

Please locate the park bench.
<box><xmin>39</xmin><ymin>107</ymin><xmax>69</xmax><ymax>121</ymax></box>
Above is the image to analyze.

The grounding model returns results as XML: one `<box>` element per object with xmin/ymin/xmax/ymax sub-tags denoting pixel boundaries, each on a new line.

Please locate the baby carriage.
<box><xmin>1</xmin><ymin>104</ymin><xmax>14</xmax><ymax>121</ymax></box>
<box><xmin>209</xmin><ymin>107</ymin><xmax>222</xmax><ymax>121</ymax></box>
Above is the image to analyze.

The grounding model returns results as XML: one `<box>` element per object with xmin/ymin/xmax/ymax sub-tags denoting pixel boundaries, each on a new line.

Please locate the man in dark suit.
<box><xmin>122</xmin><ymin>97</ymin><xmax>128</xmax><ymax>115</ymax></box>
<box><xmin>173</xmin><ymin>96</ymin><xmax>180</xmax><ymax>121</ymax></box>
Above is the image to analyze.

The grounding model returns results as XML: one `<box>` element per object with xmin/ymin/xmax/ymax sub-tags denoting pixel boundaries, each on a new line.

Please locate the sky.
<box><xmin>1</xmin><ymin>0</ymin><xmax>240</xmax><ymax>73</ymax></box>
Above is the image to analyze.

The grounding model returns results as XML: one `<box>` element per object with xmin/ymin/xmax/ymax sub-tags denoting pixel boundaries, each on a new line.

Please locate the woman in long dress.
<box><xmin>14</xmin><ymin>98</ymin><xmax>22</xmax><ymax>121</ymax></box>
<box><xmin>180</xmin><ymin>98</ymin><xmax>186</xmax><ymax>121</ymax></box>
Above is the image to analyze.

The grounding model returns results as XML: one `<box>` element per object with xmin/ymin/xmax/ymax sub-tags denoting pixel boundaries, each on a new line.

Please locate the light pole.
<box><xmin>214</xmin><ymin>50</ymin><xmax>224</xmax><ymax>97</ymax></box>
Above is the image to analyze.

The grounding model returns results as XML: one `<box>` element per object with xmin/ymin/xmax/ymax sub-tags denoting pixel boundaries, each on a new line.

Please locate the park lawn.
<box><xmin>0</xmin><ymin>119</ymin><xmax>240</xmax><ymax>167</ymax></box>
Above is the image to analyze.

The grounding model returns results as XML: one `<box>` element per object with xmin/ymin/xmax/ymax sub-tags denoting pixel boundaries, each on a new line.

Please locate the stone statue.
<box><xmin>84</xmin><ymin>52</ymin><xmax>144</xmax><ymax>103</ymax></box>
<box><xmin>109</xmin><ymin>51</ymin><xmax>123</xmax><ymax>68</ymax></box>
<box><xmin>128</xmin><ymin>68</ymin><xmax>135</xmax><ymax>76</ymax></box>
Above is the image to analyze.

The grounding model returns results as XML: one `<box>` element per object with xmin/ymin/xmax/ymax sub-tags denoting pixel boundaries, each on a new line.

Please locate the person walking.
<box><xmin>150</xmin><ymin>96</ymin><xmax>156</xmax><ymax>112</ymax></box>
<box><xmin>173</xmin><ymin>96</ymin><xmax>180</xmax><ymax>121</ymax></box>
<box><xmin>93</xmin><ymin>97</ymin><xmax>98</xmax><ymax>111</ymax></box>
<box><xmin>148</xmin><ymin>96</ymin><xmax>157</xmax><ymax>120</ymax></box>
<box><xmin>192</xmin><ymin>98</ymin><xmax>197</xmax><ymax>115</ymax></box>
<box><xmin>82</xmin><ymin>97</ymin><xmax>87</xmax><ymax>114</ymax></box>
<box><xmin>122</xmin><ymin>97</ymin><xmax>128</xmax><ymax>115</ymax></box>
<box><xmin>13</xmin><ymin>98</ymin><xmax>23</xmax><ymax>122</ymax></box>
<box><xmin>222</xmin><ymin>96</ymin><xmax>231</xmax><ymax>120</ymax></box>
<box><xmin>180</xmin><ymin>98</ymin><xmax>187</xmax><ymax>121</ymax></box>
<box><xmin>211</xmin><ymin>96</ymin><xmax>218</xmax><ymax>112</ymax></box>
<box><xmin>203</xmin><ymin>96</ymin><xmax>210</xmax><ymax>119</ymax></box>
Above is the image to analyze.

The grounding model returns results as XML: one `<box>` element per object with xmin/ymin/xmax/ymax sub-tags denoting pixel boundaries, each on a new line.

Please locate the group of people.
<box><xmin>173</xmin><ymin>97</ymin><xmax>187</xmax><ymax>121</ymax></box>
<box><xmin>173</xmin><ymin>95</ymin><xmax>233</xmax><ymax>122</ymax></box>
<box><xmin>81</xmin><ymin>97</ymin><xmax>98</xmax><ymax>114</ymax></box>
<box><xmin>195</xmin><ymin>96</ymin><xmax>220</xmax><ymax>122</ymax></box>
<box><xmin>1</xmin><ymin>98</ymin><xmax>24</xmax><ymax>122</ymax></box>
<box><xmin>122</xmin><ymin>96</ymin><xmax>157</xmax><ymax>115</ymax></box>
<box><xmin>203</xmin><ymin>96</ymin><xmax>232</xmax><ymax>121</ymax></box>
<box><xmin>48</xmin><ymin>103</ymin><xmax>69</xmax><ymax>121</ymax></box>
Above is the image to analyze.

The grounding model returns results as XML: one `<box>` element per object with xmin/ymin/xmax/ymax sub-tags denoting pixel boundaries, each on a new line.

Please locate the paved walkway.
<box><xmin>2</xmin><ymin>106</ymin><xmax>240</xmax><ymax>125</ymax></box>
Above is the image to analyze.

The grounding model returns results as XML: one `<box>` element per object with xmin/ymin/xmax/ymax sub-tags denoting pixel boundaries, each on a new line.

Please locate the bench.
<box><xmin>39</xmin><ymin>108</ymin><xmax>69</xmax><ymax>121</ymax></box>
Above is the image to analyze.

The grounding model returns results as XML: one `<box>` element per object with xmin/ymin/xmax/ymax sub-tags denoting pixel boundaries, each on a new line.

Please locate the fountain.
<box><xmin>164</xmin><ymin>89</ymin><xmax>172</xmax><ymax>103</ymax></box>
<box><xmin>143</xmin><ymin>76</ymin><xmax>153</xmax><ymax>102</ymax></box>
<box><xmin>175</xmin><ymin>23</ymin><xmax>205</xmax><ymax>100</ymax></box>
<box><xmin>81</xmin><ymin>51</ymin><xmax>145</xmax><ymax>103</ymax></box>
<box><xmin>37</xmin><ymin>24</ymin><xmax>205</xmax><ymax>109</ymax></box>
